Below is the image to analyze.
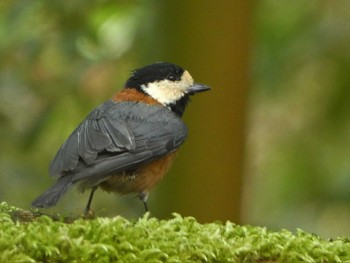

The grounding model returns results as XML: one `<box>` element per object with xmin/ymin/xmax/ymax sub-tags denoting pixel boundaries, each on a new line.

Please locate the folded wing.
<box><xmin>49</xmin><ymin>100</ymin><xmax>187</xmax><ymax>185</ymax></box>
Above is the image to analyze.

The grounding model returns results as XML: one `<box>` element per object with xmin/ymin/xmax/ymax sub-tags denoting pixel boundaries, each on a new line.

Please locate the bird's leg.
<box><xmin>139</xmin><ymin>192</ymin><xmax>149</xmax><ymax>213</ymax></box>
<box><xmin>84</xmin><ymin>186</ymin><xmax>98</xmax><ymax>216</ymax></box>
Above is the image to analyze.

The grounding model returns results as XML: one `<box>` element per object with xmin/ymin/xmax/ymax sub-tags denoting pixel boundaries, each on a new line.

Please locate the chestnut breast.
<box><xmin>99</xmin><ymin>151</ymin><xmax>178</xmax><ymax>194</ymax></box>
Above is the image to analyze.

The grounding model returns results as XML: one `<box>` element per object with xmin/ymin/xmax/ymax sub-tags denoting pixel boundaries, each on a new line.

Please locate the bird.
<box><xmin>32</xmin><ymin>62</ymin><xmax>210</xmax><ymax>214</ymax></box>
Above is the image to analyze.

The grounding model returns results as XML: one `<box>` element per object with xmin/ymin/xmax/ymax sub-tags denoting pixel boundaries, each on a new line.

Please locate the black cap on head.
<box><xmin>125</xmin><ymin>62</ymin><xmax>185</xmax><ymax>89</ymax></box>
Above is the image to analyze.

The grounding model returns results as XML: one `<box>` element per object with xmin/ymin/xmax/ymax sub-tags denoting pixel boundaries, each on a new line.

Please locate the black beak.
<box><xmin>187</xmin><ymin>83</ymin><xmax>211</xmax><ymax>94</ymax></box>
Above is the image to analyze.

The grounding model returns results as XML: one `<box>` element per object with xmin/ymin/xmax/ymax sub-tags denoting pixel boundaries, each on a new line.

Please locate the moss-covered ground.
<box><xmin>0</xmin><ymin>202</ymin><xmax>349</xmax><ymax>262</ymax></box>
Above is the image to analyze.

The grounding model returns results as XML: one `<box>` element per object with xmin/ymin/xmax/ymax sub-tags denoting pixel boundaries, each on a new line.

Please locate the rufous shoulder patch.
<box><xmin>113</xmin><ymin>89</ymin><xmax>161</xmax><ymax>105</ymax></box>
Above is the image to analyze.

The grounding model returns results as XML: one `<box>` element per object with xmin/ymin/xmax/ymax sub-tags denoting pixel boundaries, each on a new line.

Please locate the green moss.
<box><xmin>0</xmin><ymin>202</ymin><xmax>349</xmax><ymax>262</ymax></box>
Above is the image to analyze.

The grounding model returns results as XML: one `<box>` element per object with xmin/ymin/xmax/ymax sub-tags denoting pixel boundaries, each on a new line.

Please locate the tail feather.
<box><xmin>32</xmin><ymin>176</ymin><xmax>72</xmax><ymax>208</ymax></box>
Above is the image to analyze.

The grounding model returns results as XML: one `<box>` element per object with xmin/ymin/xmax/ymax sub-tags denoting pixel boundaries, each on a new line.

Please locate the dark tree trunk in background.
<box><xmin>148</xmin><ymin>1</ymin><xmax>253</xmax><ymax>223</ymax></box>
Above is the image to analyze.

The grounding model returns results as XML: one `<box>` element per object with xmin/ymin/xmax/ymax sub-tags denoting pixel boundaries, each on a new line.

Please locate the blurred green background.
<box><xmin>1</xmin><ymin>0</ymin><xmax>349</xmax><ymax>238</ymax></box>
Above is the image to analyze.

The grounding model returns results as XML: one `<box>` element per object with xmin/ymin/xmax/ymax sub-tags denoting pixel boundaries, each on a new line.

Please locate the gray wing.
<box><xmin>49</xmin><ymin>100</ymin><xmax>188</xmax><ymax>183</ymax></box>
<box><xmin>49</xmin><ymin>101</ymin><xmax>135</xmax><ymax>177</ymax></box>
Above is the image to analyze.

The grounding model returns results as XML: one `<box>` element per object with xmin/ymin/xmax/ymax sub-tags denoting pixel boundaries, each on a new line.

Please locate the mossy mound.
<box><xmin>0</xmin><ymin>202</ymin><xmax>349</xmax><ymax>262</ymax></box>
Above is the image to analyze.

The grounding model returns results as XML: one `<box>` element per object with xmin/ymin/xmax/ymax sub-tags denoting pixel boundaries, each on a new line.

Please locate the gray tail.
<box><xmin>32</xmin><ymin>176</ymin><xmax>72</xmax><ymax>208</ymax></box>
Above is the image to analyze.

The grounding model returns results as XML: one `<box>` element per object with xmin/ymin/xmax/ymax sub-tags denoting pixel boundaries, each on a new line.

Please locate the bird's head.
<box><xmin>124</xmin><ymin>62</ymin><xmax>210</xmax><ymax>116</ymax></box>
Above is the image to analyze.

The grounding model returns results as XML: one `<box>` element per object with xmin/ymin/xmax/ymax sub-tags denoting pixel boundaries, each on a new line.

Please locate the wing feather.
<box><xmin>49</xmin><ymin>100</ymin><xmax>187</xmax><ymax>186</ymax></box>
<box><xmin>99</xmin><ymin>118</ymin><xmax>134</xmax><ymax>151</ymax></box>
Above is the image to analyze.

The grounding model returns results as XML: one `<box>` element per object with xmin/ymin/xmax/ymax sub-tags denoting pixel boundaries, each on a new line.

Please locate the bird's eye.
<box><xmin>167</xmin><ymin>74</ymin><xmax>176</xmax><ymax>81</ymax></box>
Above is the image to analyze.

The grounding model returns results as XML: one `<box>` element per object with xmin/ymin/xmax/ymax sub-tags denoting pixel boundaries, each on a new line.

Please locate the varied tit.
<box><xmin>32</xmin><ymin>62</ymin><xmax>210</xmax><ymax>214</ymax></box>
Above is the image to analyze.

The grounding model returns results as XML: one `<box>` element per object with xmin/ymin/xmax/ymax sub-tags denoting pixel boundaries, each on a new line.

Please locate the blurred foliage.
<box><xmin>0</xmin><ymin>0</ymin><xmax>156</xmax><ymax>217</ymax></box>
<box><xmin>244</xmin><ymin>0</ymin><xmax>350</xmax><ymax>237</ymax></box>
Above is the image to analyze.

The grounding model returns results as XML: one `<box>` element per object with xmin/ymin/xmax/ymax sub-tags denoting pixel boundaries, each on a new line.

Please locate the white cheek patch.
<box><xmin>141</xmin><ymin>81</ymin><xmax>186</xmax><ymax>105</ymax></box>
<box><xmin>141</xmin><ymin>71</ymin><xmax>194</xmax><ymax>105</ymax></box>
